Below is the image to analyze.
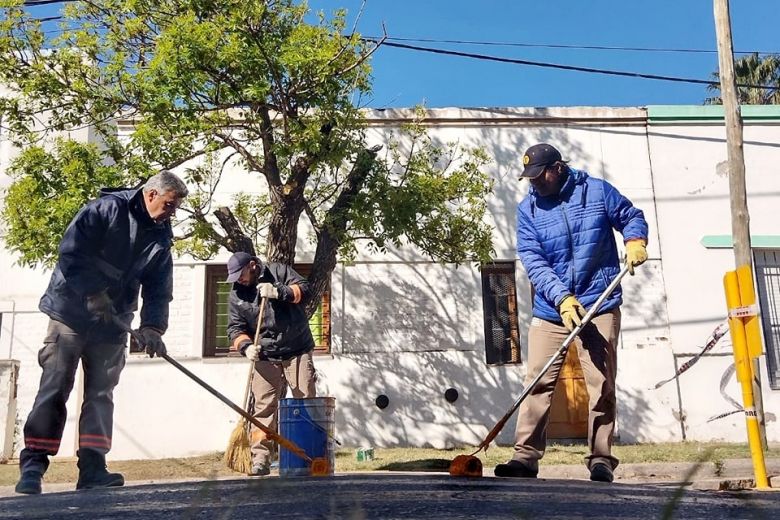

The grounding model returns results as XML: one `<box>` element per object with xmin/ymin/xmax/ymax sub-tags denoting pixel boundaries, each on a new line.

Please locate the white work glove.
<box><xmin>258</xmin><ymin>282</ymin><xmax>279</xmax><ymax>299</ymax></box>
<box><xmin>136</xmin><ymin>327</ymin><xmax>167</xmax><ymax>358</ymax></box>
<box><xmin>85</xmin><ymin>290</ymin><xmax>115</xmax><ymax>323</ymax></box>
<box><xmin>244</xmin><ymin>343</ymin><xmax>260</xmax><ymax>361</ymax></box>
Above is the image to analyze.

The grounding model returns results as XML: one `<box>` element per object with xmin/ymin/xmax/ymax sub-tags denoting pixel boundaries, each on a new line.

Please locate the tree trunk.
<box><xmin>266</xmin><ymin>185</ymin><xmax>305</xmax><ymax>265</ymax></box>
<box><xmin>304</xmin><ymin>145</ymin><xmax>381</xmax><ymax>317</ymax></box>
<box><xmin>306</xmin><ymin>228</ymin><xmax>340</xmax><ymax>317</ymax></box>
<box><xmin>214</xmin><ymin>207</ymin><xmax>255</xmax><ymax>254</ymax></box>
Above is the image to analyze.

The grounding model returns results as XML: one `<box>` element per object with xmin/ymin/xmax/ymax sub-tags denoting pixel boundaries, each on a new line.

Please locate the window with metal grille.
<box><xmin>754</xmin><ymin>249</ymin><xmax>780</xmax><ymax>389</ymax></box>
<box><xmin>203</xmin><ymin>263</ymin><xmax>331</xmax><ymax>357</ymax></box>
<box><xmin>481</xmin><ymin>261</ymin><xmax>522</xmax><ymax>365</ymax></box>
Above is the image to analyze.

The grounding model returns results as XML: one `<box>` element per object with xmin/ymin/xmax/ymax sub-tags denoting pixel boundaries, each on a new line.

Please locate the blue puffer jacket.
<box><xmin>39</xmin><ymin>188</ymin><xmax>174</xmax><ymax>338</ymax></box>
<box><xmin>517</xmin><ymin>168</ymin><xmax>648</xmax><ymax>322</ymax></box>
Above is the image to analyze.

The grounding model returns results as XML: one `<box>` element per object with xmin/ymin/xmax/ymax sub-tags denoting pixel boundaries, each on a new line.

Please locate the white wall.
<box><xmin>1</xmin><ymin>106</ymin><xmax>777</xmax><ymax>462</ymax></box>
<box><xmin>648</xmin><ymin>118</ymin><xmax>780</xmax><ymax>441</ymax></box>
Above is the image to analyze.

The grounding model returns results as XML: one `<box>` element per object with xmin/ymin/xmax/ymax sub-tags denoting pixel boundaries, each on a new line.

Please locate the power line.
<box><xmin>31</xmin><ymin>15</ymin><xmax>62</xmax><ymax>22</ymax></box>
<box><xmin>22</xmin><ymin>0</ymin><xmax>78</xmax><ymax>6</ymax></box>
<box><xmin>365</xmin><ymin>38</ymin><xmax>778</xmax><ymax>91</ymax></box>
<box><xmin>366</xmin><ymin>36</ymin><xmax>779</xmax><ymax>56</ymax></box>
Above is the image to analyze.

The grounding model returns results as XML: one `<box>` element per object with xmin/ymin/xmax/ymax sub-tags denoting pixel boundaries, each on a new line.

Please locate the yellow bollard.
<box><xmin>723</xmin><ymin>269</ymin><xmax>769</xmax><ymax>489</ymax></box>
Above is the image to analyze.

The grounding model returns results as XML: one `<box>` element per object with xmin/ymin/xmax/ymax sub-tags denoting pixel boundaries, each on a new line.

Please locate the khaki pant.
<box><xmin>250</xmin><ymin>351</ymin><xmax>317</xmax><ymax>466</ymax></box>
<box><xmin>511</xmin><ymin>308</ymin><xmax>621</xmax><ymax>471</ymax></box>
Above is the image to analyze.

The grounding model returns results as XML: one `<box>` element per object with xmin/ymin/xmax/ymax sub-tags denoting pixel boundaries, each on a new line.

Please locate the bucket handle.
<box><xmin>292</xmin><ymin>408</ymin><xmax>343</xmax><ymax>446</ymax></box>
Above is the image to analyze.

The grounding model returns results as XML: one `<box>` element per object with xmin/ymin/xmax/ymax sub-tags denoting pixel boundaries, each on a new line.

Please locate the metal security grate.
<box><xmin>754</xmin><ymin>249</ymin><xmax>780</xmax><ymax>389</ymax></box>
<box><xmin>481</xmin><ymin>262</ymin><xmax>522</xmax><ymax>365</ymax></box>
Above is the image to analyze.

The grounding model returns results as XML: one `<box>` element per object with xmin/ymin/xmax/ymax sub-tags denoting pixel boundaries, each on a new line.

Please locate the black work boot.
<box><xmin>76</xmin><ymin>449</ymin><xmax>125</xmax><ymax>490</ymax></box>
<box><xmin>589</xmin><ymin>462</ymin><xmax>614</xmax><ymax>483</ymax></box>
<box><xmin>494</xmin><ymin>460</ymin><xmax>538</xmax><ymax>478</ymax></box>
<box><xmin>15</xmin><ymin>471</ymin><xmax>43</xmax><ymax>495</ymax></box>
<box><xmin>16</xmin><ymin>449</ymin><xmax>50</xmax><ymax>495</ymax></box>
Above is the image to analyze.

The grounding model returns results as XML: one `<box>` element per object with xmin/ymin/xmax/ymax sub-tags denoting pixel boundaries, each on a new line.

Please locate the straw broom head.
<box><xmin>224</xmin><ymin>417</ymin><xmax>252</xmax><ymax>474</ymax></box>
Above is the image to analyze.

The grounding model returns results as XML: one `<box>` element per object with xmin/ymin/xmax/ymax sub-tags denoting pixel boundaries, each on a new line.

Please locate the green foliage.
<box><xmin>0</xmin><ymin>0</ymin><xmax>494</xmax><ymax>276</ymax></box>
<box><xmin>705</xmin><ymin>53</ymin><xmax>780</xmax><ymax>105</ymax></box>
<box><xmin>348</xmin><ymin>125</ymin><xmax>494</xmax><ymax>265</ymax></box>
<box><xmin>1</xmin><ymin>139</ymin><xmax>129</xmax><ymax>267</ymax></box>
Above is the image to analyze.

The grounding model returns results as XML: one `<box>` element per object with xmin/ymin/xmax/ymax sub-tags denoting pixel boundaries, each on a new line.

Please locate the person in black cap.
<box><xmin>225</xmin><ymin>252</ymin><xmax>317</xmax><ymax>476</ymax></box>
<box><xmin>495</xmin><ymin>143</ymin><xmax>648</xmax><ymax>483</ymax></box>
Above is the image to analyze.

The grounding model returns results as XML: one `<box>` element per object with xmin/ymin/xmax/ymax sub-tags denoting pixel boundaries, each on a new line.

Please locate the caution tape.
<box><xmin>653</xmin><ymin>321</ymin><xmax>729</xmax><ymax>390</ymax></box>
<box><xmin>706</xmin><ymin>363</ymin><xmax>744</xmax><ymax>423</ymax></box>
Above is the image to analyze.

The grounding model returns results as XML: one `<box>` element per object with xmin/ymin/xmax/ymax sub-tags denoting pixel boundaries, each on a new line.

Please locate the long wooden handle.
<box><xmin>242</xmin><ymin>297</ymin><xmax>268</xmax><ymax>407</ymax></box>
<box><xmin>158</xmin><ymin>351</ymin><xmax>312</xmax><ymax>463</ymax></box>
<box><xmin>116</xmin><ymin>317</ymin><xmax>312</xmax><ymax>464</ymax></box>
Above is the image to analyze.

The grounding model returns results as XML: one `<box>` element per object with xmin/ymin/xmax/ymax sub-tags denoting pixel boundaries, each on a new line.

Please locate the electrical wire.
<box><xmin>367</xmin><ymin>35</ymin><xmax>779</xmax><ymax>56</ymax></box>
<box><xmin>364</xmin><ymin>38</ymin><xmax>778</xmax><ymax>91</ymax></box>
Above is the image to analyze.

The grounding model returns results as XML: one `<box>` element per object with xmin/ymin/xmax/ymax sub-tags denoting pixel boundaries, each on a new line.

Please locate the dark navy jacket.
<box><xmin>517</xmin><ymin>168</ymin><xmax>648</xmax><ymax>322</ymax></box>
<box><xmin>39</xmin><ymin>188</ymin><xmax>174</xmax><ymax>337</ymax></box>
<box><xmin>227</xmin><ymin>262</ymin><xmax>315</xmax><ymax>361</ymax></box>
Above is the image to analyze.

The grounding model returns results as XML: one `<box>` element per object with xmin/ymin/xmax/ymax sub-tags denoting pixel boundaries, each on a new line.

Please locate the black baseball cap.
<box><xmin>225</xmin><ymin>252</ymin><xmax>259</xmax><ymax>283</ymax></box>
<box><xmin>520</xmin><ymin>143</ymin><xmax>563</xmax><ymax>179</ymax></box>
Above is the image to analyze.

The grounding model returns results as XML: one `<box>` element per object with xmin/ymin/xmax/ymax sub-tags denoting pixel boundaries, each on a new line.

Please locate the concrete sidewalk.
<box><xmin>534</xmin><ymin>457</ymin><xmax>780</xmax><ymax>490</ymax></box>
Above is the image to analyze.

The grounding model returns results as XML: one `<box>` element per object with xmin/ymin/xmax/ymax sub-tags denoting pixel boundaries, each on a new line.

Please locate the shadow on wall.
<box><xmin>618</xmin><ymin>385</ymin><xmax>674</xmax><ymax>444</ymax></box>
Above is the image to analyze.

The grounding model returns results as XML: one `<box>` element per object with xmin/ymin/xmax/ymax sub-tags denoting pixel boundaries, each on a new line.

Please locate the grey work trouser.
<box><xmin>511</xmin><ymin>308</ymin><xmax>621</xmax><ymax>471</ymax></box>
<box><xmin>250</xmin><ymin>351</ymin><xmax>317</xmax><ymax>466</ymax></box>
<box><xmin>20</xmin><ymin>319</ymin><xmax>126</xmax><ymax>473</ymax></box>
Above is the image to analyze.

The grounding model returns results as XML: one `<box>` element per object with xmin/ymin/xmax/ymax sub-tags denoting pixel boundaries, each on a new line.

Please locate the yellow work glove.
<box><xmin>625</xmin><ymin>239</ymin><xmax>648</xmax><ymax>275</ymax></box>
<box><xmin>558</xmin><ymin>295</ymin><xmax>586</xmax><ymax>332</ymax></box>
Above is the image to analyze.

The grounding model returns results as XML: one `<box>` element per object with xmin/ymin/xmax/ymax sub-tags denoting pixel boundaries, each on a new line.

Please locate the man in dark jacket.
<box><xmin>15</xmin><ymin>171</ymin><xmax>188</xmax><ymax>495</ymax></box>
<box><xmin>226</xmin><ymin>251</ymin><xmax>317</xmax><ymax>476</ymax></box>
<box><xmin>495</xmin><ymin>144</ymin><xmax>648</xmax><ymax>483</ymax></box>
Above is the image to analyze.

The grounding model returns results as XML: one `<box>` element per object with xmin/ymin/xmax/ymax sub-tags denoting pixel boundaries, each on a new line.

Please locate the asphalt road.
<box><xmin>1</xmin><ymin>474</ymin><xmax>778</xmax><ymax>519</ymax></box>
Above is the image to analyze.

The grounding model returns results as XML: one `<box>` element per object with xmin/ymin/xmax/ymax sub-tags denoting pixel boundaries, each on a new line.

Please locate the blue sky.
<box><xmin>25</xmin><ymin>0</ymin><xmax>780</xmax><ymax>109</ymax></box>
<box><xmin>308</xmin><ymin>0</ymin><xmax>780</xmax><ymax>108</ymax></box>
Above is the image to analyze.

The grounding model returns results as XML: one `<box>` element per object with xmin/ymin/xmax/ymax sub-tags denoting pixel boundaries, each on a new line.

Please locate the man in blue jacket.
<box><xmin>15</xmin><ymin>171</ymin><xmax>188</xmax><ymax>495</ymax></box>
<box><xmin>495</xmin><ymin>144</ymin><xmax>648</xmax><ymax>483</ymax></box>
<box><xmin>226</xmin><ymin>252</ymin><xmax>317</xmax><ymax>476</ymax></box>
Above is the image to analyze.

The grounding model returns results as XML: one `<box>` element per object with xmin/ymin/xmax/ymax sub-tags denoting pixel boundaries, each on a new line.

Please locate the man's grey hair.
<box><xmin>143</xmin><ymin>170</ymin><xmax>189</xmax><ymax>198</ymax></box>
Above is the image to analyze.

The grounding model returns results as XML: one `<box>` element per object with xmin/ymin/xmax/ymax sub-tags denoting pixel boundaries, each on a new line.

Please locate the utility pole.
<box><xmin>713</xmin><ymin>0</ymin><xmax>768</xmax><ymax>449</ymax></box>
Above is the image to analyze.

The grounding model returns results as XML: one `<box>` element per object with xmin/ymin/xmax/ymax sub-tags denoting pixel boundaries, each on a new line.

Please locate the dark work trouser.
<box><xmin>20</xmin><ymin>319</ymin><xmax>126</xmax><ymax>474</ymax></box>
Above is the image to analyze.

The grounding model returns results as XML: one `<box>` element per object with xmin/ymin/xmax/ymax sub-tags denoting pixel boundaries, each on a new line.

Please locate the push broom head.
<box><xmin>449</xmin><ymin>454</ymin><xmax>483</xmax><ymax>478</ymax></box>
<box><xmin>309</xmin><ymin>457</ymin><xmax>330</xmax><ymax>476</ymax></box>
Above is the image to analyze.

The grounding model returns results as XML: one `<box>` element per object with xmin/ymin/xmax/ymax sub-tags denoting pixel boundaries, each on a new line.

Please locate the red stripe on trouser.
<box><xmin>25</xmin><ymin>437</ymin><xmax>61</xmax><ymax>454</ymax></box>
<box><xmin>79</xmin><ymin>434</ymin><xmax>112</xmax><ymax>450</ymax></box>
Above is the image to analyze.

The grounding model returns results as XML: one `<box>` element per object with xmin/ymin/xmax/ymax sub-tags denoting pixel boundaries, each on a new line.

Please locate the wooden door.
<box><xmin>547</xmin><ymin>347</ymin><xmax>589</xmax><ymax>439</ymax></box>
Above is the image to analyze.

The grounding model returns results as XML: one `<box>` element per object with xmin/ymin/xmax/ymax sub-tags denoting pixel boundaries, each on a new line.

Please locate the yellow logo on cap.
<box><xmin>523</xmin><ymin>154</ymin><xmax>530</xmax><ymax>165</ymax></box>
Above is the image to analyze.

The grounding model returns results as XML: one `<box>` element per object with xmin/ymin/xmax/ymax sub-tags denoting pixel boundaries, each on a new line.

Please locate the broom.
<box><xmin>224</xmin><ymin>297</ymin><xmax>267</xmax><ymax>473</ymax></box>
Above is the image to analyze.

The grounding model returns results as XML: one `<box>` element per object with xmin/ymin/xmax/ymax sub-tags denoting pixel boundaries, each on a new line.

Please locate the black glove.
<box><xmin>85</xmin><ymin>290</ymin><xmax>115</xmax><ymax>323</ymax></box>
<box><xmin>136</xmin><ymin>327</ymin><xmax>167</xmax><ymax>358</ymax></box>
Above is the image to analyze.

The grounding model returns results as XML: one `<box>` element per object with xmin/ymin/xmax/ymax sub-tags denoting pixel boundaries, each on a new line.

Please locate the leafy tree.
<box><xmin>0</xmin><ymin>0</ymin><xmax>494</xmax><ymax>314</ymax></box>
<box><xmin>705</xmin><ymin>52</ymin><xmax>780</xmax><ymax>105</ymax></box>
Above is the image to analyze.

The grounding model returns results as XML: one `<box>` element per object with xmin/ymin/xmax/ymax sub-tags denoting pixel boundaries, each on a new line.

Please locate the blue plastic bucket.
<box><xmin>279</xmin><ymin>397</ymin><xmax>336</xmax><ymax>477</ymax></box>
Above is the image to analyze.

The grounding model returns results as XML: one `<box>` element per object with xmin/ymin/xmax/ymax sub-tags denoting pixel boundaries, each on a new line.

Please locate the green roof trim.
<box><xmin>701</xmin><ymin>235</ymin><xmax>780</xmax><ymax>249</ymax></box>
<box><xmin>648</xmin><ymin>105</ymin><xmax>780</xmax><ymax>122</ymax></box>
